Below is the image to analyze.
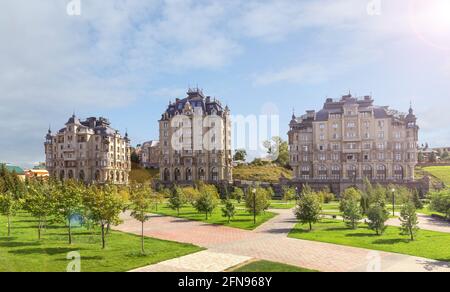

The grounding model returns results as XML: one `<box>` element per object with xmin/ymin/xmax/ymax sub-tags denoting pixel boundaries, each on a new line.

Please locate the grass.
<box><xmin>233</xmin><ymin>164</ymin><xmax>293</xmax><ymax>183</ymax></box>
<box><xmin>422</xmin><ymin>166</ymin><xmax>450</xmax><ymax>185</ymax></box>
<box><xmin>269</xmin><ymin>200</ymin><xmax>296</xmax><ymax>209</ymax></box>
<box><xmin>0</xmin><ymin>212</ymin><xmax>202</xmax><ymax>272</ymax></box>
<box><xmin>129</xmin><ymin>163</ymin><xmax>159</xmax><ymax>183</ymax></box>
<box><xmin>289</xmin><ymin>219</ymin><xmax>450</xmax><ymax>262</ymax></box>
<box><xmin>150</xmin><ymin>203</ymin><xmax>276</xmax><ymax>230</ymax></box>
<box><xmin>230</xmin><ymin>260</ymin><xmax>317</xmax><ymax>272</ymax></box>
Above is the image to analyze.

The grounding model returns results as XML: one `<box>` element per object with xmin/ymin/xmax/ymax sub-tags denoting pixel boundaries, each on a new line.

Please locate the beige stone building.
<box><xmin>159</xmin><ymin>88</ymin><xmax>232</xmax><ymax>184</ymax></box>
<box><xmin>288</xmin><ymin>94</ymin><xmax>419</xmax><ymax>193</ymax></box>
<box><xmin>45</xmin><ymin>115</ymin><xmax>131</xmax><ymax>185</ymax></box>
<box><xmin>140</xmin><ymin>140</ymin><xmax>160</xmax><ymax>169</ymax></box>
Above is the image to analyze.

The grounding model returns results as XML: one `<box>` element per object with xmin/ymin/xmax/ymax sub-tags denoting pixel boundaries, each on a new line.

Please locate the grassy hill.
<box><xmin>420</xmin><ymin>166</ymin><xmax>450</xmax><ymax>187</ymax></box>
<box><xmin>129</xmin><ymin>163</ymin><xmax>159</xmax><ymax>183</ymax></box>
<box><xmin>233</xmin><ymin>164</ymin><xmax>293</xmax><ymax>183</ymax></box>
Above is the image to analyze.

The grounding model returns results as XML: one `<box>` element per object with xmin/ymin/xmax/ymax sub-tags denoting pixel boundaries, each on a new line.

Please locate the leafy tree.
<box><xmin>367</xmin><ymin>204</ymin><xmax>389</xmax><ymax>235</ymax></box>
<box><xmin>231</xmin><ymin>187</ymin><xmax>244</xmax><ymax>203</ymax></box>
<box><xmin>84</xmin><ymin>185</ymin><xmax>125</xmax><ymax>249</ymax></box>
<box><xmin>53</xmin><ymin>180</ymin><xmax>83</xmax><ymax>244</ymax></box>
<box><xmin>282</xmin><ymin>186</ymin><xmax>296</xmax><ymax>203</ymax></box>
<box><xmin>182</xmin><ymin>186</ymin><xmax>201</xmax><ymax>206</ymax></box>
<box><xmin>245</xmin><ymin>187</ymin><xmax>270</xmax><ymax>224</ymax></box>
<box><xmin>263</xmin><ymin>137</ymin><xmax>289</xmax><ymax>167</ymax></box>
<box><xmin>150</xmin><ymin>191</ymin><xmax>165</xmax><ymax>212</ymax></box>
<box><xmin>399</xmin><ymin>201</ymin><xmax>419</xmax><ymax>241</ymax></box>
<box><xmin>294</xmin><ymin>191</ymin><xmax>322</xmax><ymax>231</ymax></box>
<box><xmin>340</xmin><ymin>196</ymin><xmax>363</xmax><ymax>229</ymax></box>
<box><xmin>430</xmin><ymin>190</ymin><xmax>450</xmax><ymax>219</ymax></box>
<box><xmin>194</xmin><ymin>187</ymin><xmax>219</xmax><ymax>220</ymax></box>
<box><xmin>25</xmin><ymin>179</ymin><xmax>55</xmax><ymax>239</ymax></box>
<box><xmin>233</xmin><ymin>149</ymin><xmax>247</xmax><ymax>162</ymax></box>
<box><xmin>129</xmin><ymin>184</ymin><xmax>152</xmax><ymax>254</ymax></box>
<box><xmin>0</xmin><ymin>181</ymin><xmax>22</xmax><ymax>237</ymax></box>
<box><xmin>410</xmin><ymin>190</ymin><xmax>424</xmax><ymax>210</ymax></box>
<box><xmin>168</xmin><ymin>186</ymin><xmax>186</xmax><ymax>216</ymax></box>
<box><xmin>221</xmin><ymin>199</ymin><xmax>236</xmax><ymax>223</ymax></box>
<box><xmin>318</xmin><ymin>187</ymin><xmax>335</xmax><ymax>203</ymax></box>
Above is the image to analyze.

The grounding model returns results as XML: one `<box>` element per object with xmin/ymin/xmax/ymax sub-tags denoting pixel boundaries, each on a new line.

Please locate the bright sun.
<box><xmin>410</xmin><ymin>0</ymin><xmax>450</xmax><ymax>50</ymax></box>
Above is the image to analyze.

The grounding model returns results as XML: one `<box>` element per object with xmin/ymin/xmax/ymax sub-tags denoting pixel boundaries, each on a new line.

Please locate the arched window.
<box><xmin>318</xmin><ymin>165</ymin><xmax>327</xmax><ymax>180</ymax></box>
<box><xmin>347</xmin><ymin>165</ymin><xmax>357</xmax><ymax>180</ymax></box>
<box><xmin>331</xmin><ymin>165</ymin><xmax>341</xmax><ymax>180</ymax></box>
<box><xmin>79</xmin><ymin>170</ymin><xmax>85</xmax><ymax>181</ymax></box>
<box><xmin>163</xmin><ymin>169</ymin><xmax>170</xmax><ymax>181</ymax></box>
<box><xmin>198</xmin><ymin>168</ymin><xmax>205</xmax><ymax>181</ymax></box>
<box><xmin>174</xmin><ymin>168</ymin><xmax>181</xmax><ymax>181</ymax></box>
<box><xmin>300</xmin><ymin>165</ymin><xmax>310</xmax><ymax>180</ymax></box>
<box><xmin>363</xmin><ymin>165</ymin><xmax>372</xmax><ymax>179</ymax></box>
<box><xmin>376</xmin><ymin>165</ymin><xmax>386</xmax><ymax>180</ymax></box>
<box><xmin>68</xmin><ymin>170</ymin><xmax>74</xmax><ymax>179</ymax></box>
<box><xmin>186</xmin><ymin>168</ymin><xmax>192</xmax><ymax>181</ymax></box>
<box><xmin>116</xmin><ymin>171</ymin><xmax>121</xmax><ymax>183</ymax></box>
<box><xmin>393</xmin><ymin>165</ymin><xmax>404</xmax><ymax>180</ymax></box>
<box><xmin>59</xmin><ymin>170</ymin><xmax>65</xmax><ymax>181</ymax></box>
<box><xmin>211</xmin><ymin>167</ymin><xmax>218</xmax><ymax>181</ymax></box>
<box><xmin>110</xmin><ymin>171</ymin><xmax>115</xmax><ymax>182</ymax></box>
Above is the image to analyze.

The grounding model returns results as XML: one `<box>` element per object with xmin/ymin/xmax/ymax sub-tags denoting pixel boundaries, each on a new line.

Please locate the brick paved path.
<box><xmin>387</xmin><ymin>213</ymin><xmax>450</xmax><ymax>234</ymax></box>
<box><xmin>115</xmin><ymin>210</ymin><xmax>450</xmax><ymax>272</ymax></box>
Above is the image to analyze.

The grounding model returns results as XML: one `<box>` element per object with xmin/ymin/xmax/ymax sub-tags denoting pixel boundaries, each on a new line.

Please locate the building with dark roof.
<box><xmin>45</xmin><ymin>115</ymin><xmax>131</xmax><ymax>185</ymax></box>
<box><xmin>159</xmin><ymin>88</ymin><xmax>232</xmax><ymax>184</ymax></box>
<box><xmin>288</xmin><ymin>94</ymin><xmax>419</xmax><ymax>194</ymax></box>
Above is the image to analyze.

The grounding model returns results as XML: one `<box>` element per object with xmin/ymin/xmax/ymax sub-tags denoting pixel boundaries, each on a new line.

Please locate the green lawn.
<box><xmin>289</xmin><ymin>219</ymin><xmax>450</xmax><ymax>262</ymax></box>
<box><xmin>0</xmin><ymin>213</ymin><xmax>202</xmax><ymax>272</ymax></box>
<box><xmin>322</xmin><ymin>202</ymin><xmax>341</xmax><ymax>216</ymax></box>
<box><xmin>150</xmin><ymin>204</ymin><xmax>276</xmax><ymax>230</ymax></box>
<box><xmin>233</xmin><ymin>164</ymin><xmax>293</xmax><ymax>183</ymax></box>
<box><xmin>231</xmin><ymin>260</ymin><xmax>317</xmax><ymax>272</ymax></box>
<box><xmin>422</xmin><ymin>166</ymin><xmax>450</xmax><ymax>186</ymax></box>
<box><xmin>269</xmin><ymin>200</ymin><xmax>296</xmax><ymax>209</ymax></box>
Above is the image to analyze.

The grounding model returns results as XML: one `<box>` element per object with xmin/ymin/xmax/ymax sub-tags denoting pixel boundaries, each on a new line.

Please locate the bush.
<box><xmin>430</xmin><ymin>190</ymin><xmax>450</xmax><ymax>219</ymax></box>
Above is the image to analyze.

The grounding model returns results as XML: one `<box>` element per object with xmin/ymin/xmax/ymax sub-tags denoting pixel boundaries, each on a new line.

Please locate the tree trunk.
<box><xmin>38</xmin><ymin>217</ymin><xmax>42</xmax><ymax>240</ymax></box>
<box><xmin>68</xmin><ymin>217</ymin><xmax>72</xmax><ymax>244</ymax></box>
<box><xmin>309</xmin><ymin>222</ymin><xmax>312</xmax><ymax>231</ymax></box>
<box><xmin>7</xmin><ymin>215</ymin><xmax>11</xmax><ymax>237</ymax></box>
<box><xmin>141</xmin><ymin>221</ymin><xmax>145</xmax><ymax>254</ymax></box>
<box><xmin>101</xmin><ymin>224</ymin><xmax>106</xmax><ymax>249</ymax></box>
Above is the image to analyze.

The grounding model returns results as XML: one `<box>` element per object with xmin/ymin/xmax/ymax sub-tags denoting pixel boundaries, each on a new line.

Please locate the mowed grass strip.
<box><xmin>230</xmin><ymin>260</ymin><xmax>317</xmax><ymax>272</ymax></box>
<box><xmin>422</xmin><ymin>166</ymin><xmax>450</xmax><ymax>185</ymax></box>
<box><xmin>150</xmin><ymin>204</ymin><xmax>276</xmax><ymax>230</ymax></box>
<box><xmin>289</xmin><ymin>219</ymin><xmax>450</xmax><ymax>262</ymax></box>
<box><xmin>0</xmin><ymin>213</ymin><xmax>202</xmax><ymax>272</ymax></box>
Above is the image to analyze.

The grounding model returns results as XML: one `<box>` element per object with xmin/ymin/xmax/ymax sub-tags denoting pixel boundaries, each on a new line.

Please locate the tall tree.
<box><xmin>294</xmin><ymin>191</ymin><xmax>322</xmax><ymax>231</ymax></box>
<box><xmin>340</xmin><ymin>188</ymin><xmax>363</xmax><ymax>229</ymax></box>
<box><xmin>399</xmin><ymin>201</ymin><xmax>419</xmax><ymax>241</ymax></box>
<box><xmin>129</xmin><ymin>184</ymin><xmax>152</xmax><ymax>254</ymax></box>
<box><xmin>194</xmin><ymin>187</ymin><xmax>219</xmax><ymax>220</ymax></box>
<box><xmin>367</xmin><ymin>203</ymin><xmax>389</xmax><ymax>235</ymax></box>
<box><xmin>0</xmin><ymin>182</ymin><xmax>22</xmax><ymax>237</ymax></box>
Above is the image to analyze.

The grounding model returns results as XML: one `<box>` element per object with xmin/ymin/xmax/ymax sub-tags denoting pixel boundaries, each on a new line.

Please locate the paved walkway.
<box><xmin>387</xmin><ymin>213</ymin><xmax>450</xmax><ymax>233</ymax></box>
<box><xmin>115</xmin><ymin>210</ymin><xmax>450</xmax><ymax>272</ymax></box>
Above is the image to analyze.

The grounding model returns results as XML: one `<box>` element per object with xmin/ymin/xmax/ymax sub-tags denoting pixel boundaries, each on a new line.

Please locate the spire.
<box><xmin>409</xmin><ymin>101</ymin><xmax>413</xmax><ymax>114</ymax></box>
<box><xmin>292</xmin><ymin>108</ymin><xmax>296</xmax><ymax>120</ymax></box>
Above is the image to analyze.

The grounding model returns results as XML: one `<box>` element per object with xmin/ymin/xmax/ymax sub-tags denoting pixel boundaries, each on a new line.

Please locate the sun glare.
<box><xmin>410</xmin><ymin>0</ymin><xmax>450</xmax><ymax>50</ymax></box>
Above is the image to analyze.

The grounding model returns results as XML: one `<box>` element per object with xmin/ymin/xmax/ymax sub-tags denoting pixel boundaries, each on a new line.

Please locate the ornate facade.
<box><xmin>159</xmin><ymin>88</ymin><xmax>232</xmax><ymax>184</ymax></box>
<box><xmin>140</xmin><ymin>140</ymin><xmax>160</xmax><ymax>169</ymax></box>
<box><xmin>45</xmin><ymin>115</ymin><xmax>131</xmax><ymax>185</ymax></box>
<box><xmin>288</xmin><ymin>94</ymin><xmax>419</xmax><ymax>193</ymax></box>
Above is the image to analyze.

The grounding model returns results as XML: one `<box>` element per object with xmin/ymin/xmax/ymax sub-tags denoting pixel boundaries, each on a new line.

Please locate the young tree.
<box><xmin>410</xmin><ymin>190</ymin><xmax>424</xmax><ymax>210</ymax></box>
<box><xmin>129</xmin><ymin>184</ymin><xmax>152</xmax><ymax>254</ymax></box>
<box><xmin>84</xmin><ymin>185</ymin><xmax>125</xmax><ymax>249</ymax></box>
<box><xmin>53</xmin><ymin>180</ymin><xmax>83</xmax><ymax>244</ymax></box>
<box><xmin>150</xmin><ymin>190</ymin><xmax>165</xmax><ymax>212</ymax></box>
<box><xmin>182</xmin><ymin>186</ymin><xmax>201</xmax><ymax>206</ymax></box>
<box><xmin>221</xmin><ymin>199</ymin><xmax>236</xmax><ymax>223</ymax></box>
<box><xmin>245</xmin><ymin>187</ymin><xmax>270</xmax><ymax>224</ymax></box>
<box><xmin>25</xmin><ymin>179</ymin><xmax>55</xmax><ymax>240</ymax></box>
<box><xmin>340</xmin><ymin>188</ymin><xmax>363</xmax><ymax>229</ymax></box>
<box><xmin>399</xmin><ymin>201</ymin><xmax>419</xmax><ymax>241</ymax></box>
<box><xmin>294</xmin><ymin>191</ymin><xmax>322</xmax><ymax>231</ymax></box>
<box><xmin>0</xmin><ymin>187</ymin><xmax>22</xmax><ymax>237</ymax></box>
<box><xmin>430</xmin><ymin>190</ymin><xmax>450</xmax><ymax>219</ymax></box>
<box><xmin>168</xmin><ymin>186</ymin><xmax>186</xmax><ymax>216</ymax></box>
<box><xmin>231</xmin><ymin>187</ymin><xmax>244</xmax><ymax>204</ymax></box>
<box><xmin>194</xmin><ymin>186</ymin><xmax>219</xmax><ymax>220</ymax></box>
<box><xmin>282</xmin><ymin>186</ymin><xmax>296</xmax><ymax>203</ymax></box>
<box><xmin>367</xmin><ymin>204</ymin><xmax>389</xmax><ymax>235</ymax></box>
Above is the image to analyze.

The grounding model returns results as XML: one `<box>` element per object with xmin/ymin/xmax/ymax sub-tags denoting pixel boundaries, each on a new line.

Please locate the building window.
<box><xmin>394</xmin><ymin>165</ymin><xmax>404</xmax><ymax>180</ymax></box>
<box><xmin>376</xmin><ymin>165</ymin><xmax>386</xmax><ymax>180</ymax></box>
<box><xmin>318</xmin><ymin>166</ymin><xmax>327</xmax><ymax>180</ymax></box>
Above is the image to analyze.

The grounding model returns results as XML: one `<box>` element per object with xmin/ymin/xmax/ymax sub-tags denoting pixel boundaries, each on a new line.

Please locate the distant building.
<box><xmin>25</xmin><ymin>169</ymin><xmax>49</xmax><ymax>179</ymax></box>
<box><xmin>159</xmin><ymin>88</ymin><xmax>233</xmax><ymax>184</ymax></box>
<box><xmin>1</xmin><ymin>163</ymin><xmax>26</xmax><ymax>180</ymax></box>
<box><xmin>45</xmin><ymin>115</ymin><xmax>131</xmax><ymax>185</ymax></box>
<box><xmin>140</xmin><ymin>140</ymin><xmax>160</xmax><ymax>169</ymax></box>
<box><xmin>288</xmin><ymin>94</ymin><xmax>419</xmax><ymax>194</ymax></box>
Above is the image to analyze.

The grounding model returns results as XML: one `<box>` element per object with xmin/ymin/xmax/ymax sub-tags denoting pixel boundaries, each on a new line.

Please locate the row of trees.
<box><xmin>294</xmin><ymin>181</ymin><xmax>421</xmax><ymax>241</ymax></box>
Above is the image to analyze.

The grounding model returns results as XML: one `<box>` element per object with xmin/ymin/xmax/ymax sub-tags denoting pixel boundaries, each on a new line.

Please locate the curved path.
<box><xmin>115</xmin><ymin>210</ymin><xmax>450</xmax><ymax>272</ymax></box>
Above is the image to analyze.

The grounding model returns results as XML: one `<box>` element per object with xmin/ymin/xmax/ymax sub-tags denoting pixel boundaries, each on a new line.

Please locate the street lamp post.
<box><xmin>252</xmin><ymin>188</ymin><xmax>257</xmax><ymax>225</ymax></box>
<box><xmin>391</xmin><ymin>188</ymin><xmax>396</xmax><ymax>217</ymax></box>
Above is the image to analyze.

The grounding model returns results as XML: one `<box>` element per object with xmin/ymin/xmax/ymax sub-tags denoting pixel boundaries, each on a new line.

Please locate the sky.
<box><xmin>1</xmin><ymin>0</ymin><xmax>450</xmax><ymax>168</ymax></box>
